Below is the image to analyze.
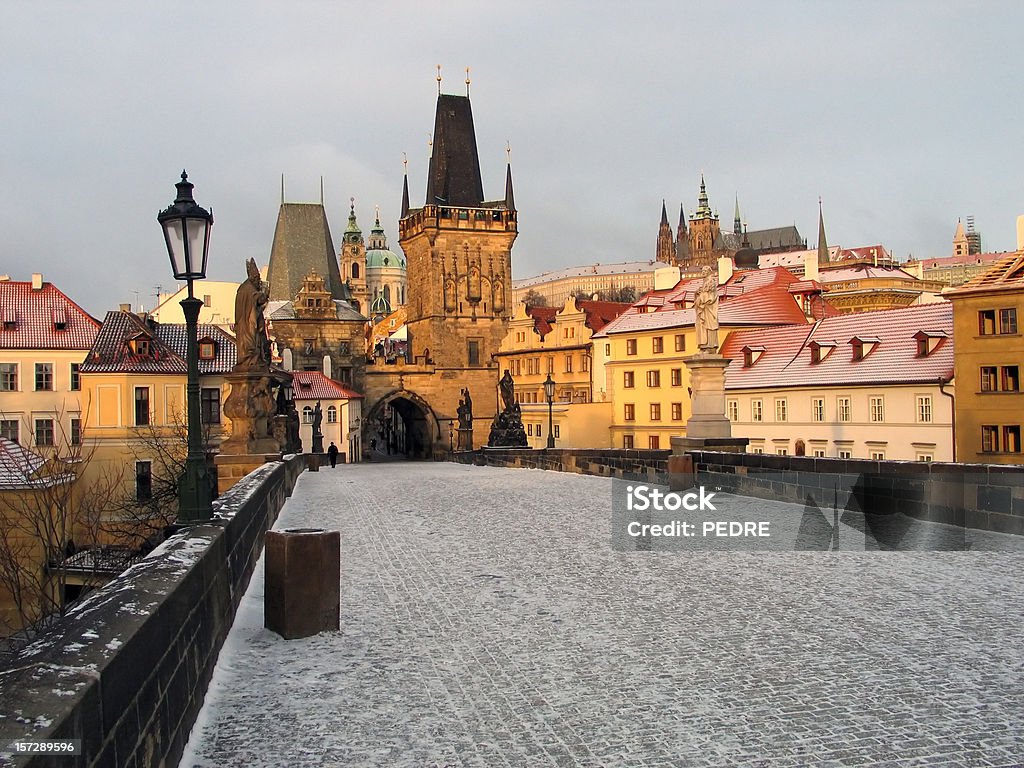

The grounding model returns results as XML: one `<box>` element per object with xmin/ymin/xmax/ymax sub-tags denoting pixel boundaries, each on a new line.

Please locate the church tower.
<box><xmin>676</xmin><ymin>204</ymin><xmax>690</xmax><ymax>263</ymax></box>
<box><xmin>399</xmin><ymin>91</ymin><xmax>517</xmax><ymax>369</ymax></box>
<box><xmin>339</xmin><ymin>199</ymin><xmax>368</xmax><ymax>313</ymax></box>
<box><xmin>953</xmin><ymin>219</ymin><xmax>969</xmax><ymax>257</ymax></box>
<box><xmin>688</xmin><ymin>175</ymin><xmax>721</xmax><ymax>267</ymax></box>
<box><xmin>656</xmin><ymin>201</ymin><xmax>675</xmax><ymax>264</ymax></box>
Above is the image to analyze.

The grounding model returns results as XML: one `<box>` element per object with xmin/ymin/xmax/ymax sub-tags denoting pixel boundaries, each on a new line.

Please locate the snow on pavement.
<box><xmin>180</xmin><ymin>462</ymin><xmax>1024</xmax><ymax>767</ymax></box>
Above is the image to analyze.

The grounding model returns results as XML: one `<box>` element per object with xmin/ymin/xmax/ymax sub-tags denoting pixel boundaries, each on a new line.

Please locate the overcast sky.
<box><xmin>2</xmin><ymin>1</ymin><xmax>1021</xmax><ymax>317</ymax></box>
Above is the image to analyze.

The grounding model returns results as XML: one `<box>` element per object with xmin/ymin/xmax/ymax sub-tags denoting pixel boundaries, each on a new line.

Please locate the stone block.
<box><xmin>265</xmin><ymin>528</ymin><xmax>341</xmax><ymax>640</ymax></box>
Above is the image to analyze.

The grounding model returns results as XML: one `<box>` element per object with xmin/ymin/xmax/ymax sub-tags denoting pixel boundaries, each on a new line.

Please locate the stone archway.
<box><xmin>363</xmin><ymin>390</ymin><xmax>440</xmax><ymax>460</ymax></box>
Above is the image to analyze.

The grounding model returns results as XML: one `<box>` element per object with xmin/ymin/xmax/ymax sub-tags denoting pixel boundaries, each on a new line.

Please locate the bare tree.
<box><xmin>521</xmin><ymin>288</ymin><xmax>549</xmax><ymax>308</ymax></box>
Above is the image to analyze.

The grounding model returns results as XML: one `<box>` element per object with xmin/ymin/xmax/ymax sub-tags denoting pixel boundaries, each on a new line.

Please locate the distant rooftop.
<box><xmin>513</xmin><ymin>261</ymin><xmax>659</xmax><ymax>289</ymax></box>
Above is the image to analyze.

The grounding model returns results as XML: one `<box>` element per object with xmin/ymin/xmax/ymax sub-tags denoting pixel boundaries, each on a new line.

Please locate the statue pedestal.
<box><xmin>221</xmin><ymin>373</ymin><xmax>282</xmax><ymax>456</ymax></box>
<box><xmin>682</xmin><ymin>353</ymin><xmax>733</xmax><ymax>439</ymax></box>
<box><xmin>456</xmin><ymin>427</ymin><xmax>474</xmax><ymax>451</ymax></box>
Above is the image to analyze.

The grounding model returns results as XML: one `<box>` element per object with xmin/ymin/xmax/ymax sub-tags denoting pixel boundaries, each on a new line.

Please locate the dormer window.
<box><xmin>198</xmin><ymin>337</ymin><xmax>217</xmax><ymax>361</ymax></box>
<box><xmin>849</xmin><ymin>336</ymin><xmax>880</xmax><ymax>361</ymax></box>
<box><xmin>130</xmin><ymin>336</ymin><xmax>152</xmax><ymax>356</ymax></box>
<box><xmin>913</xmin><ymin>330</ymin><xmax>948</xmax><ymax>358</ymax></box>
<box><xmin>808</xmin><ymin>340</ymin><xmax>836</xmax><ymax>364</ymax></box>
<box><xmin>51</xmin><ymin>308</ymin><xmax>67</xmax><ymax>331</ymax></box>
<box><xmin>742</xmin><ymin>345</ymin><xmax>766</xmax><ymax>368</ymax></box>
<box><xmin>2</xmin><ymin>309</ymin><xmax>16</xmax><ymax>330</ymax></box>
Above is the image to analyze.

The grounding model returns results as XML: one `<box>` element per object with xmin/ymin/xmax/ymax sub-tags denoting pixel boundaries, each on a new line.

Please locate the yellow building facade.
<box><xmin>947</xmin><ymin>252</ymin><xmax>1024</xmax><ymax>463</ymax></box>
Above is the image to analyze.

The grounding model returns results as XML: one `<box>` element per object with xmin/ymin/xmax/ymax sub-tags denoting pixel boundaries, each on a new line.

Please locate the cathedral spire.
<box><xmin>817</xmin><ymin>197</ymin><xmax>830</xmax><ymax>266</ymax></box>
<box><xmin>656</xmin><ymin>200</ymin><xmax>675</xmax><ymax>264</ymax></box>
<box><xmin>694</xmin><ymin>173</ymin><xmax>714</xmax><ymax>219</ymax></box>
<box><xmin>661</xmin><ymin>199</ymin><xmax>669</xmax><ymax>225</ymax></box>
<box><xmin>676</xmin><ymin>204</ymin><xmax>690</xmax><ymax>262</ymax></box>
<box><xmin>734</xmin><ymin>194</ymin><xmax>742</xmax><ymax>235</ymax></box>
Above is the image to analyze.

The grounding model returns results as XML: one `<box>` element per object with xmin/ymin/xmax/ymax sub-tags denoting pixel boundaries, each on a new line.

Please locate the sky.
<box><xmin>2</xmin><ymin>1</ymin><xmax>1021</xmax><ymax>318</ymax></box>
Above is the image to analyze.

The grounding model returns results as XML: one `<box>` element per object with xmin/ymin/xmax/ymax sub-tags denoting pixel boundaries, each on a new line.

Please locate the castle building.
<box><xmin>657</xmin><ymin>176</ymin><xmax>806</xmax><ymax>270</ymax></box>
<box><xmin>512</xmin><ymin>262</ymin><xmax>661</xmax><ymax>308</ymax></box>
<box><xmin>360</xmin><ymin>88</ymin><xmax>518</xmax><ymax>456</ymax></box>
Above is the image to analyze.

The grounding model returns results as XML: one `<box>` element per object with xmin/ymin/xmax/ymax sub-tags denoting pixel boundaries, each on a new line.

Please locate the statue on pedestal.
<box><xmin>456</xmin><ymin>388</ymin><xmax>474</xmax><ymax>450</ymax></box>
<box><xmin>487</xmin><ymin>371</ymin><xmax>528</xmax><ymax>447</ymax></box>
<box><xmin>312</xmin><ymin>400</ymin><xmax>324</xmax><ymax>454</ymax></box>
<box><xmin>694</xmin><ymin>266</ymin><xmax>719</xmax><ymax>353</ymax></box>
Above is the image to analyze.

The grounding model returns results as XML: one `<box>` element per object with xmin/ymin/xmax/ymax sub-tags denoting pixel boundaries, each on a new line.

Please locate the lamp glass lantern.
<box><xmin>158</xmin><ymin>170</ymin><xmax>213</xmax><ymax>283</ymax></box>
<box><xmin>543</xmin><ymin>373</ymin><xmax>556</xmax><ymax>402</ymax></box>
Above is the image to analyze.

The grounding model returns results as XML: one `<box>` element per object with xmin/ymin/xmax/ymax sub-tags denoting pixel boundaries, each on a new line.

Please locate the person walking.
<box><xmin>327</xmin><ymin>441</ymin><xmax>339</xmax><ymax>468</ymax></box>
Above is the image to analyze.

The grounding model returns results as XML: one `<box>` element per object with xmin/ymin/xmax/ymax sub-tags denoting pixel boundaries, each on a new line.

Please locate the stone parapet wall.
<box><xmin>0</xmin><ymin>455</ymin><xmax>306</xmax><ymax>768</ymax></box>
<box><xmin>685</xmin><ymin>451</ymin><xmax>1024</xmax><ymax>536</ymax></box>
<box><xmin>454</xmin><ymin>448</ymin><xmax>670</xmax><ymax>485</ymax></box>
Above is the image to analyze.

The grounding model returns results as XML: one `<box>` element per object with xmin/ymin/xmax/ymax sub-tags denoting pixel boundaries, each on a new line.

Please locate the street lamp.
<box><xmin>158</xmin><ymin>170</ymin><xmax>214</xmax><ymax>524</ymax></box>
<box><xmin>543</xmin><ymin>373</ymin><xmax>556</xmax><ymax>450</ymax></box>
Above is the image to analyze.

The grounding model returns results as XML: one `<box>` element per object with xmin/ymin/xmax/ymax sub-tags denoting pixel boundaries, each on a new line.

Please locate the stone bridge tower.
<box><xmin>361</xmin><ymin>89</ymin><xmax>518</xmax><ymax>457</ymax></box>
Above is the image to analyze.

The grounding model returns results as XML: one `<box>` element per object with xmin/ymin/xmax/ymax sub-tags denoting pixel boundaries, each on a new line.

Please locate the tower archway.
<box><xmin>363</xmin><ymin>390</ymin><xmax>441</xmax><ymax>460</ymax></box>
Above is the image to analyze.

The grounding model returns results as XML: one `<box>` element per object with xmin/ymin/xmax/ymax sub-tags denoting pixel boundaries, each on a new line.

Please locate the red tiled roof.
<box><xmin>918</xmin><ymin>251</ymin><xmax>1008</xmax><ymax>269</ymax></box>
<box><xmin>527</xmin><ymin>306</ymin><xmax>558</xmax><ymax>338</ymax></box>
<box><xmin>575</xmin><ymin>300</ymin><xmax>631</xmax><ymax>332</ymax></box>
<box><xmin>720</xmin><ymin>302</ymin><xmax>953</xmax><ymax>390</ymax></box>
<box><xmin>290</xmin><ymin>370</ymin><xmax>363</xmax><ymax>400</ymax></box>
<box><xmin>0</xmin><ymin>279</ymin><xmax>99</xmax><ymax>350</ymax></box>
<box><xmin>80</xmin><ymin>311</ymin><xmax>237</xmax><ymax>374</ymax></box>
<box><xmin>819</xmin><ymin>264</ymin><xmax>917</xmax><ymax>282</ymax></box>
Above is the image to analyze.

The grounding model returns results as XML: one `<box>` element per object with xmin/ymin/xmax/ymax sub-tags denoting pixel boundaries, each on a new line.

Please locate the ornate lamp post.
<box><xmin>158</xmin><ymin>171</ymin><xmax>214</xmax><ymax>524</ymax></box>
<box><xmin>543</xmin><ymin>373</ymin><xmax>556</xmax><ymax>450</ymax></box>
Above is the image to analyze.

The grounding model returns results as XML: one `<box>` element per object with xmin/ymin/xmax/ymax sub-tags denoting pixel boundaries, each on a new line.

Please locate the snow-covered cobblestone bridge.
<box><xmin>182</xmin><ymin>462</ymin><xmax>1024</xmax><ymax>767</ymax></box>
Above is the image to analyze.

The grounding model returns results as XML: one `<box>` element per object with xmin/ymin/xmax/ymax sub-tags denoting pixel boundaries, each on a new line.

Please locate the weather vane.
<box><xmin>465</xmin><ymin>66</ymin><xmax>471</xmax><ymax>97</ymax></box>
<box><xmin>436</xmin><ymin>64</ymin><xmax>442</xmax><ymax>94</ymax></box>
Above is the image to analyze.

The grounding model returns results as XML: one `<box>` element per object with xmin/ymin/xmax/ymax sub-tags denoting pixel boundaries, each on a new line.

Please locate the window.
<box><xmin>648</xmin><ymin>436</ymin><xmax>660</xmax><ymax>450</ymax></box>
<box><xmin>646</xmin><ymin>370</ymin><xmax>661</xmax><ymax>388</ymax></box>
<box><xmin>200</xmin><ymin>388</ymin><xmax>221</xmax><ymax>425</ymax></box>
<box><xmin>727</xmin><ymin>399</ymin><xmax>738</xmax><ymax>421</ymax></box>
<box><xmin>1</xmin><ymin>420</ymin><xmax>18</xmax><ymax>443</ymax></box>
<box><xmin>35</xmin><ymin>418</ymin><xmax>54</xmax><ymax>447</ymax></box>
<box><xmin>869</xmin><ymin>396</ymin><xmax>884</xmax><ymax>423</ymax></box>
<box><xmin>671</xmin><ymin>402</ymin><xmax>682</xmax><ymax>421</ymax></box>
<box><xmin>302</xmin><ymin>406</ymin><xmax>314</xmax><ymax>424</ymax></box>
<box><xmin>565</xmin><ymin>354</ymin><xmax>573</xmax><ymax>373</ymax></box>
<box><xmin>999</xmin><ymin>308</ymin><xmax>1017</xmax><ymax>335</ymax></box>
<box><xmin>199</xmin><ymin>340</ymin><xmax>217</xmax><ymax>360</ymax></box>
<box><xmin>135</xmin><ymin>387</ymin><xmax>150</xmax><ymax>426</ymax></box>
<box><xmin>547</xmin><ymin>356</ymin><xmax>554</xmax><ymax>374</ymax></box>
<box><xmin>670</xmin><ymin>368</ymin><xmax>682</xmax><ymax>387</ymax></box>
<box><xmin>751</xmin><ymin>399</ymin><xmax>763</xmax><ymax>422</ymax></box>
<box><xmin>352</xmin><ymin>263</ymin><xmax>360</xmax><ymax>279</ymax></box>
<box><xmin>136</xmin><ymin>461</ymin><xmax>152</xmax><ymax>501</ymax></box>
<box><xmin>624</xmin><ymin>404</ymin><xmax>635</xmax><ymax>421</ymax></box>
<box><xmin>981</xmin><ymin>425</ymin><xmax>999</xmax><ymax>452</ymax></box>
<box><xmin>1004</xmin><ymin>425</ymin><xmax>1022</xmax><ymax>453</ymax></box>
<box><xmin>870</xmin><ymin>451</ymin><xmax>886</xmax><ymax>461</ymax></box>
<box><xmin>70</xmin><ymin>418</ymin><xmax>81</xmax><ymax>446</ymax></box>
<box><xmin>203</xmin><ymin>294</ymin><xmax>212</xmax><ymax>307</ymax></box>
<box><xmin>981</xmin><ymin>366</ymin><xmax>998</xmax><ymax>392</ymax></box>
<box><xmin>132</xmin><ymin>338</ymin><xmax>151</xmax><ymax>356</ymax></box>
<box><xmin>626</xmin><ymin>339</ymin><xmax>637</xmax><ymax>356</ymax></box>
<box><xmin>837</xmin><ymin>397</ymin><xmax>851</xmax><ymax>423</ymax></box>
<box><xmin>69</xmin><ymin>363</ymin><xmax>81</xmax><ymax>391</ymax></box>
<box><xmin>1002</xmin><ymin>366</ymin><xmax>1020</xmax><ymax>392</ymax></box>
<box><xmin>467</xmin><ymin>340</ymin><xmax>480</xmax><ymax>366</ymax></box>
<box><xmin>752</xmin><ymin>447</ymin><xmax>764</xmax><ymax>455</ymax></box>
<box><xmin>0</xmin><ymin>363</ymin><xmax>16</xmax><ymax>391</ymax></box>
<box><xmin>605</xmin><ymin>344</ymin><xmax>611</xmax><ymax>356</ymax></box>
<box><xmin>916</xmin><ymin>453</ymin><xmax>933</xmax><ymax>462</ymax></box>
<box><xmin>777</xmin><ymin>448</ymin><xmax>788</xmax><ymax>456</ymax></box>
<box><xmin>327</xmin><ymin>406</ymin><xmax>337</xmax><ymax>423</ymax></box>
<box><xmin>812</xmin><ymin>398</ymin><xmax>825</xmax><ymax>422</ymax></box>
<box><xmin>674</xmin><ymin>334</ymin><xmax>685</xmax><ymax>352</ymax></box>
<box><xmin>554</xmin><ymin>425</ymin><xmax>560</xmax><ymax>438</ymax></box>
<box><xmin>536</xmin><ymin>424</ymin><xmax>542</xmax><ymax>437</ymax></box>
<box><xmin>582</xmin><ymin>355</ymin><xmax>590</xmax><ymax>373</ymax></box>
<box><xmin>623</xmin><ymin>435</ymin><xmax>634</xmax><ymax>449</ymax></box>
<box><xmin>775</xmin><ymin>399</ymin><xmax>788</xmax><ymax>422</ymax></box>
<box><xmin>652</xmin><ymin>337</ymin><xmax>664</xmax><ymax>354</ymax></box>
<box><xmin>812</xmin><ymin>448</ymin><xmax>826</xmax><ymax>458</ymax></box>
<box><xmin>527</xmin><ymin>423</ymin><xmax>533</xmax><ymax>436</ymax></box>
<box><xmin>837</xmin><ymin>449</ymin><xmax>852</xmax><ymax>459</ymax></box>
<box><xmin>916</xmin><ymin>395</ymin><xmax>932</xmax><ymax>423</ymax></box>
<box><xmin>623</xmin><ymin>371</ymin><xmax>635</xmax><ymax>388</ymax></box>
<box><xmin>35</xmin><ymin>363</ymin><xmax>53</xmax><ymax>391</ymax></box>
<box><xmin>650</xmin><ymin>403</ymin><xmax>661</xmax><ymax>421</ymax></box>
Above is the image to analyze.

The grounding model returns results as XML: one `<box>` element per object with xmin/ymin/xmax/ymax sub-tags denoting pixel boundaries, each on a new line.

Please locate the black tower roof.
<box><xmin>425</xmin><ymin>94</ymin><xmax>484</xmax><ymax>207</ymax></box>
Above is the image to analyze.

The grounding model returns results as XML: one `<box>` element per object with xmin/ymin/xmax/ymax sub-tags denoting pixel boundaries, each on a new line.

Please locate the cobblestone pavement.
<box><xmin>182</xmin><ymin>463</ymin><xmax>1024</xmax><ymax>767</ymax></box>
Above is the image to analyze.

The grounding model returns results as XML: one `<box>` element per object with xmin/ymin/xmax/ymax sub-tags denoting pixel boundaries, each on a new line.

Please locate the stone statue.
<box><xmin>694</xmin><ymin>266</ymin><xmax>719</xmax><ymax>352</ymax></box>
<box><xmin>457</xmin><ymin>388</ymin><xmax>473</xmax><ymax>430</ymax></box>
<box><xmin>312</xmin><ymin>400</ymin><xmax>324</xmax><ymax>454</ymax></box>
<box><xmin>234</xmin><ymin>258</ymin><xmax>270</xmax><ymax>370</ymax></box>
<box><xmin>488</xmin><ymin>372</ymin><xmax>528</xmax><ymax>447</ymax></box>
<box><xmin>498</xmin><ymin>370</ymin><xmax>516</xmax><ymax>412</ymax></box>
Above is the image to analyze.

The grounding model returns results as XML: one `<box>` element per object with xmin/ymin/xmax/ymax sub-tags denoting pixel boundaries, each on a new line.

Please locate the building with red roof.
<box><xmin>0</xmin><ymin>274</ymin><xmax>100</xmax><ymax>450</ymax></box>
<box><xmin>719</xmin><ymin>302</ymin><xmax>954</xmax><ymax>461</ymax></box>
<box><xmin>289</xmin><ymin>370</ymin><xmax>363</xmax><ymax>462</ymax></box>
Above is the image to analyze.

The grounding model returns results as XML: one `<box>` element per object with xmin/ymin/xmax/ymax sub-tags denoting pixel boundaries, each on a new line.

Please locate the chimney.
<box><xmin>717</xmin><ymin>255</ymin><xmax>734</xmax><ymax>285</ymax></box>
<box><xmin>804</xmin><ymin>250</ymin><xmax>819</xmax><ymax>281</ymax></box>
<box><xmin>119</xmin><ymin>303</ymin><xmax>131</xmax><ymax>313</ymax></box>
<box><xmin>1017</xmin><ymin>215</ymin><xmax>1024</xmax><ymax>251</ymax></box>
<box><xmin>31</xmin><ymin>273</ymin><xmax>43</xmax><ymax>290</ymax></box>
<box><xmin>653</xmin><ymin>265</ymin><xmax>681</xmax><ymax>290</ymax></box>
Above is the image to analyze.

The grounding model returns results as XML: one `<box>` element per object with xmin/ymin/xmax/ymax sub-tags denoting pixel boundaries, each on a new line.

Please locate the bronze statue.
<box><xmin>498</xmin><ymin>370</ymin><xmax>516</xmax><ymax>412</ymax></box>
<box><xmin>694</xmin><ymin>266</ymin><xmax>719</xmax><ymax>352</ymax></box>
<box><xmin>234</xmin><ymin>258</ymin><xmax>269</xmax><ymax>370</ymax></box>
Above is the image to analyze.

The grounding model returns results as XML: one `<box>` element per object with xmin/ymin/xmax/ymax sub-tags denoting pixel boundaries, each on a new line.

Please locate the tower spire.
<box><xmin>817</xmin><ymin>197</ymin><xmax>830</xmax><ymax>266</ymax></box>
<box><xmin>733</xmin><ymin>194</ymin><xmax>742</xmax><ymax>235</ymax></box>
<box><xmin>504</xmin><ymin>143</ymin><xmax>515</xmax><ymax>211</ymax></box>
<box><xmin>401</xmin><ymin>153</ymin><xmax>410</xmax><ymax>218</ymax></box>
<box><xmin>656</xmin><ymin>199</ymin><xmax>675</xmax><ymax>264</ymax></box>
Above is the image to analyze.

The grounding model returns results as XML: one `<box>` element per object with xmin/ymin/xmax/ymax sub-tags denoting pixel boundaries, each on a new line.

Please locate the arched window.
<box><xmin>327</xmin><ymin>406</ymin><xmax>337</xmax><ymax>423</ymax></box>
<box><xmin>352</xmin><ymin>263</ymin><xmax>359</xmax><ymax>279</ymax></box>
<box><xmin>302</xmin><ymin>406</ymin><xmax>313</xmax><ymax>424</ymax></box>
